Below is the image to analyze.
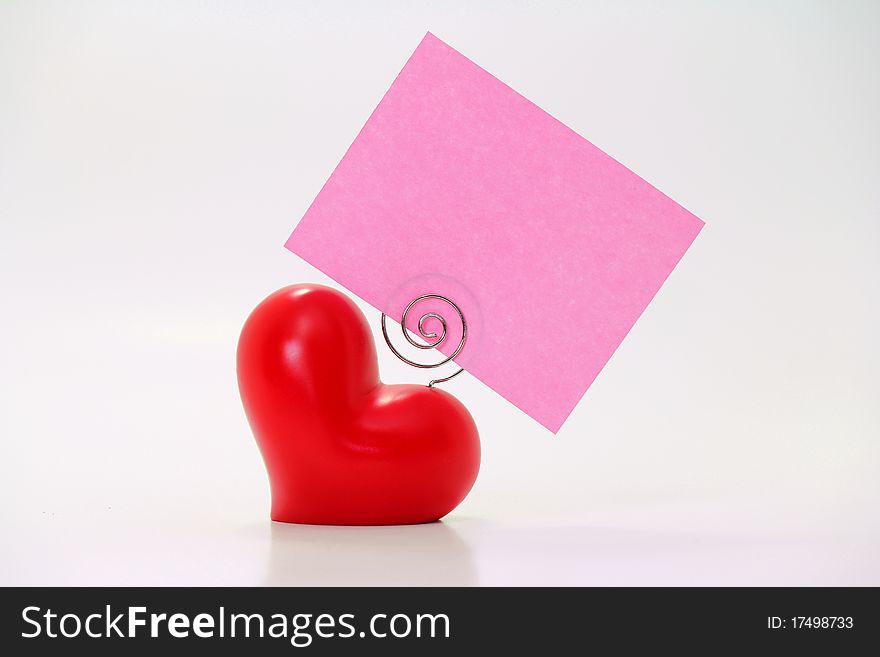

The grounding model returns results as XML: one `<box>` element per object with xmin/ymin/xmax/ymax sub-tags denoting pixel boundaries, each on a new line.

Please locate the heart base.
<box><xmin>237</xmin><ymin>284</ymin><xmax>481</xmax><ymax>526</ymax></box>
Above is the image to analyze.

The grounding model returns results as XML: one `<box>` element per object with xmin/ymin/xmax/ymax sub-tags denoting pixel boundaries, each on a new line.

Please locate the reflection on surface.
<box><xmin>262</xmin><ymin>515</ymin><xmax>878</xmax><ymax>586</ymax></box>
<box><xmin>266</xmin><ymin>520</ymin><xmax>477</xmax><ymax>586</ymax></box>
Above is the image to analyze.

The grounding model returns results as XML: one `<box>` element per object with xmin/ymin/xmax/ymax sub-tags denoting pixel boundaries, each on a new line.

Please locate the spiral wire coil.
<box><xmin>380</xmin><ymin>294</ymin><xmax>466</xmax><ymax>387</ymax></box>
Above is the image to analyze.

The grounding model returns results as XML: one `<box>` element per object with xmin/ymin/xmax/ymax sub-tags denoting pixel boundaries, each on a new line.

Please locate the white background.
<box><xmin>2</xmin><ymin>0</ymin><xmax>878</xmax><ymax>585</ymax></box>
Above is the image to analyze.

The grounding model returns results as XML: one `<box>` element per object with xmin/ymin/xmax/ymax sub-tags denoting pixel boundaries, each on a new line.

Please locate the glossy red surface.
<box><xmin>237</xmin><ymin>284</ymin><xmax>480</xmax><ymax>525</ymax></box>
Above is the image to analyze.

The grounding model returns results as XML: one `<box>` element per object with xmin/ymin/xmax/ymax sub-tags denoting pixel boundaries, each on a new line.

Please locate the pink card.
<box><xmin>286</xmin><ymin>33</ymin><xmax>704</xmax><ymax>432</ymax></box>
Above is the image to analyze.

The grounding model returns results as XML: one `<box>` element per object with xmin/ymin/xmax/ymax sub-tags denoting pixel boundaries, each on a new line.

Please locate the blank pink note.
<box><xmin>287</xmin><ymin>33</ymin><xmax>704</xmax><ymax>432</ymax></box>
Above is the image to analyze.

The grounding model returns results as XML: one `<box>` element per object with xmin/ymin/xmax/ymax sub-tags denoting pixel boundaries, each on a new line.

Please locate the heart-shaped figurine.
<box><xmin>237</xmin><ymin>284</ymin><xmax>480</xmax><ymax>525</ymax></box>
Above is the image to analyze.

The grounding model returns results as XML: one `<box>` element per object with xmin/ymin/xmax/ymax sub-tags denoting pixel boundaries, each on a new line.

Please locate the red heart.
<box><xmin>237</xmin><ymin>284</ymin><xmax>480</xmax><ymax>525</ymax></box>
